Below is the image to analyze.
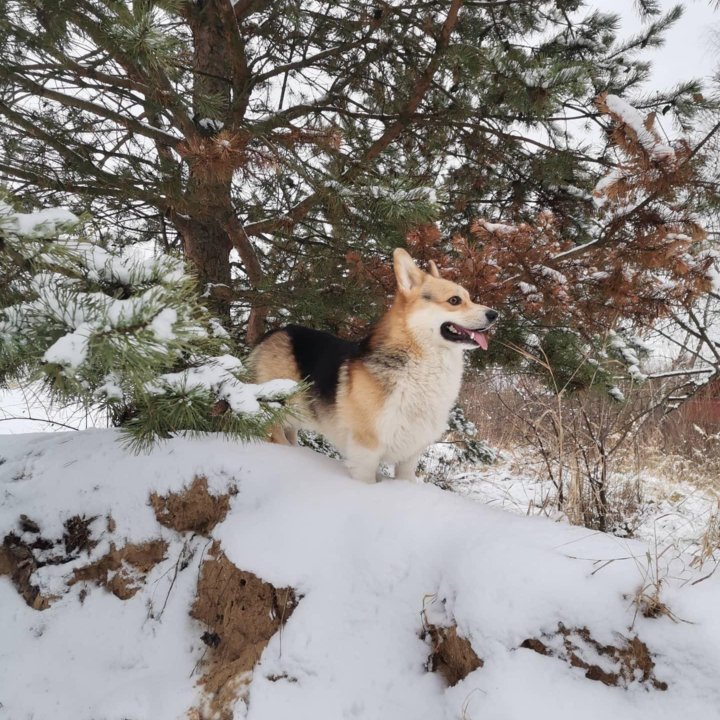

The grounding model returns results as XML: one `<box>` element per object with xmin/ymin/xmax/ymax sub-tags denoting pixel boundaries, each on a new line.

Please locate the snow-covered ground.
<box><xmin>0</xmin><ymin>385</ymin><xmax>107</xmax><ymax>434</ymax></box>
<box><xmin>1</xmin><ymin>430</ymin><xmax>719</xmax><ymax>720</ymax></box>
<box><xmin>445</xmin><ymin>449</ymin><xmax>720</xmax><ymax>566</ymax></box>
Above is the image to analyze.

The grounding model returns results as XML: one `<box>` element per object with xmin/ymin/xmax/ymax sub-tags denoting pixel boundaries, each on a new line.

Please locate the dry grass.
<box><xmin>461</xmin><ymin>367</ymin><xmax>720</xmax><ymax>537</ymax></box>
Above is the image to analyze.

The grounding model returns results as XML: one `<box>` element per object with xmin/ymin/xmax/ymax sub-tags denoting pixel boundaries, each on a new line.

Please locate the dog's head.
<box><xmin>392</xmin><ymin>248</ymin><xmax>497</xmax><ymax>351</ymax></box>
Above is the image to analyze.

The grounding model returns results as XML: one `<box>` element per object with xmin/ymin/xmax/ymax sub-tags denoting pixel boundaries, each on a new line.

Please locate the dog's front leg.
<box><xmin>395</xmin><ymin>452</ymin><xmax>423</xmax><ymax>482</ymax></box>
<box><xmin>344</xmin><ymin>446</ymin><xmax>381</xmax><ymax>484</ymax></box>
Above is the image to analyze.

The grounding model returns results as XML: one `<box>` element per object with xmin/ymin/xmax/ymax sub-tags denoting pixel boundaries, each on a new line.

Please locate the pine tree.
<box><xmin>0</xmin><ymin>1</ymin><xmax>712</xmax><ymax>342</ymax></box>
<box><xmin>369</xmin><ymin>94</ymin><xmax>719</xmax><ymax>395</ymax></box>
<box><xmin>0</xmin><ymin>199</ymin><xmax>295</xmax><ymax>448</ymax></box>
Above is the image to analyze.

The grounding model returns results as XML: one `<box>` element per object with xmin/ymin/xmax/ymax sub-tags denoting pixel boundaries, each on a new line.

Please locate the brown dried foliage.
<box><xmin>344</xmin><ymin>100</ymin><xmax>712</xmax><ymax>339</ymax></box>
<box><xmin>178</xmin><ymin>130</ymin><xmax>257</xmax><ymax>183</ymax></box>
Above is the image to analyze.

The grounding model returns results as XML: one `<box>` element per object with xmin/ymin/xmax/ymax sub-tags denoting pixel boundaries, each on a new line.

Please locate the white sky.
<box><xmin>600</xmin><ymin>0</ymin><xmax>719</xmax><ymax>90</ymax></box>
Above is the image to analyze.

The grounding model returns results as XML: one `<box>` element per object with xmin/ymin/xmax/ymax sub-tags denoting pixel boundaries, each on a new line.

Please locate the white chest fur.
<box><xmin>377</xmin><ymin>349</ymin><xmax>464</xmax><ymax>462</ymax></box>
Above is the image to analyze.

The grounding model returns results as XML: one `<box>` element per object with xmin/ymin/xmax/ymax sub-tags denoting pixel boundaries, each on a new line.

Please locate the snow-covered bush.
<box><xmin>420</xmin><ymin>406</ymin><xmax>496</xmax><ymax>486</ymax></box>
<box><xmin>0</xmin><ymin>200</ymin><xmax>296</xmax><ymax>448</ymax></box>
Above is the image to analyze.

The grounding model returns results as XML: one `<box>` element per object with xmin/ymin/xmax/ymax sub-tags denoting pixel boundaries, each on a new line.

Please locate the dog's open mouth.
<box><xmin>440</xmin><ymin>322</ymin><xmax>491</xmax><ymax>350</ymax></box>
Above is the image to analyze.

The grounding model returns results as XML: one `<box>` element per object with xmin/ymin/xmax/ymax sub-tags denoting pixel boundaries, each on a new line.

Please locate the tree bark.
<box><xmin>181</xmin><ymin>0</ymin><xmax>265</xmax><ymax>340</ymax></box>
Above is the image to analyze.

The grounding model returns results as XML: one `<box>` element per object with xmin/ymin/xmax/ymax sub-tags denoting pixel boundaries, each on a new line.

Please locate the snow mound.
<box><xmin>1</xmin><ymin>430</ymin><xmax>719</xmax><ymax>720</ymax></box>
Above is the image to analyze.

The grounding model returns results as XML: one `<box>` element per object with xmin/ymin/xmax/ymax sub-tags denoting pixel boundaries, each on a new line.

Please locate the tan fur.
<box><xmin>248</xmin><ymin>332</ymin><xmax>304</xmax><ymax>445</ymax></box>
<box><xmin>249</xmin><ymin>331</ymin><xmax>301</xmax><ymax>384</ymax></box>
<box><xmin>336</xmin><ymin>361</ymin><xmax>384</xmax><ymax>450</ymax></box>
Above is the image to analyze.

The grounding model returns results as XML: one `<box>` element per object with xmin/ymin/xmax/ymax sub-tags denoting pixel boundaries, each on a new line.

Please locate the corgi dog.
<box><xmin>249</xmin><ymin>249</ymin><xmax>497</xmax><ymax>483</ymax></box>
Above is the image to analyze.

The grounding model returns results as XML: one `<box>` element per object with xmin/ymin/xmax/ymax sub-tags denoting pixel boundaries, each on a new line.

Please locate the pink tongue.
<box><xmin>471</xmin><ymin>330</ymin><xmax>488</xmax><ymax>350</ymax></box>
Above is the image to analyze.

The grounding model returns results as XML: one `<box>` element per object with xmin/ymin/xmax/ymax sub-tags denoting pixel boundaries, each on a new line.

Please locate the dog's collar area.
<box><xmin>440</xmin><ymin>322</ymin><xmax>491</xmax><ymax>350</ymax></box>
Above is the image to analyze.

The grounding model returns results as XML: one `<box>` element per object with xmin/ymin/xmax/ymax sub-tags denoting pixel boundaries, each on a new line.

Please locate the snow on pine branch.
<box><xmin>592</xmin><ymin>93</ymin><xmax>683</xmax><ymax>209</ymax></box>
<box><xmin>604</xmin><ymin>94</ymin><xmax>675</xmax><ymax>163</ymax></box>
<box><xmin>150</xmin><ymin>355</ymin><xmax>297</xmax><ymax>415</ymax></box>
<box><xmin>0</xmin><ymin>200</ymin><xmax>296</xmax><ymax>446</ymax></box>
<box><xmin>0</xmin><ymin>204</ymin><xmax>78</xmax><ymax>237</ymax></box>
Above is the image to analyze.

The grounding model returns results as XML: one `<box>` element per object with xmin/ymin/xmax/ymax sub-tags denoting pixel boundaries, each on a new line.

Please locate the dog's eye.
<box><xmin>447</xmin><ymin>296</ymin><xmax>462</xmax><ymax>306</ymax></box>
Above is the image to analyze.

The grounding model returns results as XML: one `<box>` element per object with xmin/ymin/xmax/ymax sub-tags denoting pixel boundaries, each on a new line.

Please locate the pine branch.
<box><xmin>244</xmin><ymin>0</ymin><xmax>464</xmax><ymax>238</ymax></box>
<box><xmin>0</xmin><ymin>69</ymin><xmax>181</xmax><ymax>147</ymax></box>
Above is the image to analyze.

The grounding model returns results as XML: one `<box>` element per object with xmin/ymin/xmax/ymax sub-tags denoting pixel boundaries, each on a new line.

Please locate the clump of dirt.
<box><xmin>421</xmin><ymin>623</ymin><xmax>483</xmax><ymax>686</ymax></box>
<box><xmin>520</xmin><ymin>624</ymin><xmax>668</xmax><ymax>691</ymax></box>
<box><xmin>0</xmin><ymin>533</ymin><xmax>53</xmax><ymax>610</ymax></box>
<box><xmin>190</xmin><ymin>541</ymin><xmax>298</xmax><ymax>720</ymax></box>
<box><xmin>0</xmin><ymin>513</ymin><xmax>101</xmax><ymax>610</ymax></box>
<box><xmin>70</xmin><ymin>540</ymin><xmax>168</xmax><ymax>600</ymax></box>
<box><xmin>63</xmin><ymin>514</ymin><xmax>98</xmax><ymax>555</ymax></box>
<box><xmin>150</xmin><ymin>476</ymin><xmax>233</xmax><ymax>535</ymax></box>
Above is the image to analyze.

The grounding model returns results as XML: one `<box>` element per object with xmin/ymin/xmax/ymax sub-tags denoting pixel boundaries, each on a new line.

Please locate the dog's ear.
<box><xmin>428</xmin><ymin>260</ymin><xmax>441</xmax><ymax>278</ymax></box>
<box><xmin>393</xmin><ymin>248</ymin><xmax>424</xmax><ymax>292</ymax></box>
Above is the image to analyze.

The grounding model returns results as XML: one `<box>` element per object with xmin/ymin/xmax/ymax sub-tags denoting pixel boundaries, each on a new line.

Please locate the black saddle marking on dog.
<box><xmin>284</xmin><ymin>325</ymin><xmax>364</xmax><ymax>403</ymax></box>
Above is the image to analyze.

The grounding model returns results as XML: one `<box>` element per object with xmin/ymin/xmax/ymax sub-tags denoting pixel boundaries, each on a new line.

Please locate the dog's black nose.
<box><xmin>485</xmin><ymin>309</ymin><xmax>498</xmax><ymax>323</ymax></box>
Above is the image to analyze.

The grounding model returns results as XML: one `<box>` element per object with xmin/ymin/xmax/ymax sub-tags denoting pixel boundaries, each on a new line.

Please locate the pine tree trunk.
<box><xmin>178</xmin><ymin>216</ymin><xmax>232</xmax><ymax>293</ymax></box>
<box><xmin>181</xmin><ymin>0</ymin><xmax>265</xmax><ymax>342</ymax></box>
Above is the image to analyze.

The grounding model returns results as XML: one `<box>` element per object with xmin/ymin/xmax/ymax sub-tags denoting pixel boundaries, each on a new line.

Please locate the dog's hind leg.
<box><xmin>395</xmin><ymin>452</ymin><xmax>422</xmax><ymax>482</ymax></box>
<box><xmin>269</xmin><ymin>425</ymin><xmax>292</xmax><ymax>445</ymax></box>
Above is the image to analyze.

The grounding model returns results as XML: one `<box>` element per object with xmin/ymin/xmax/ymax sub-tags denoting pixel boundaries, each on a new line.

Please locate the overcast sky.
<box><xmin>601</xmin><ymin>0</ymin><xmax>719</xmax><ymax>91</ymax></box>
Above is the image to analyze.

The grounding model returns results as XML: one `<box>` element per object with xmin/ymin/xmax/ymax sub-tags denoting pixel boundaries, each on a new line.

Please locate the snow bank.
<box><xmin>1</xmin><ymin>430</ymin><xmax>719</xmax><ymax>720</ymax></box>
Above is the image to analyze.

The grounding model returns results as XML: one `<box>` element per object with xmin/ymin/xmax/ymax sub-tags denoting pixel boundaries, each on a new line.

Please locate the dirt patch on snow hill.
<box><xmin>63</xmin><ymin>514</ymin><xmax>98</xmax><ymax>555</ymax></box>
<box><xmin>0</xmin><ymin>533</ymin><xmax>53</xmax><ymax>610</ymax></box>
<box><xmin>189</xmin><ymin>541</ymin><xmax>298</xmax><ymax>720</ymax></box>
<box><xmin>70</xmin><ymin>540</ymin><xmax>168</xmax><ymax>600</ymax></box>
<box><xmin>151</xmin><ymin>476</ymin><xmax>233</xmax><ymax>535</ymax></box>
<box><xmin>422</xmin><ymin>623</ymin><xmax>483</xmax><ymax>686</ymax></box>
<box><xmin>0</xmin><ymin>514</ymin><xmax>102</xmax><ymax>610</ymax></box>
<box><xmin>520</xmin><ymin>624</ymin><xmax>668</xmax><ymax>690</ymax></box>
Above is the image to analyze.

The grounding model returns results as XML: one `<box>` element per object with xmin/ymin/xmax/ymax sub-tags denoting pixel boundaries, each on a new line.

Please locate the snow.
<box><xmin>93</xmin><ymin>373</ymin><xmax>124</xmax><ymax>401</ymax></box>
<box><xmin>0</xmin><ymin>202</ymin><xmax>78</xmax><ymax>237</ymax></box>
<box><xmin>150</xmin><ymin>308</ymin><xmax>178</xmax><ymax>341</ymax></box>
<box><xmin>0</xmin><ymin>385</ymin><xmax>107</xmax><ymax>434</ymax></box>
<box><xmin>535</xmin><ymin>265</ymin><xmax>568</xmax><ymax>285</ymax></box>
<box><xmin>697</xmin><ymin>249</ymin><xmax>720</xmax><ymax>293</ymax></box>
<box><xmin>152</xmin><ymin>355</ymin><xmax>297</xmax><ymax>414</ymax></box>
<box><xmin>197</xmin><ymin>117</ymin><xmax>224</xmax><ymax>133</ymax></box>
<box><xmin>480</xmin><ymin>220</ymin><xmax>517</xmax><ymax>234</ymax></box>
<box><xmin>592</xmin><ymin>167</ymin><xmax>623</xmax><ymax>206</ymax></box>
<box><xmin>1</xmin><ymin>430</ymin><xmax>719</xmax><ymax>720</ymax></box>
<box><xmin>42</xmin><ymin>322</ymin><xmax>92</xmax><ymax>369</ymax></box>
<box><xmin>604</xmin><ymin>95</ymin><xmax>676</xmax><ymax>162</ymax></box>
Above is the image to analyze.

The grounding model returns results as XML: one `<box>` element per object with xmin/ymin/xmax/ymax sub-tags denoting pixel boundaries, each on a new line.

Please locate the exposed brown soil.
<box><xmin>151</xmin><ymin>476</ymin><xmax>232</xmax><ymax>535</ymax></box>
<box><xmin>0</xmin><ymin>513</ymin><xmax>103</xmax><ymax>610</ymax></box>
<box><xmin>520</xmin><ymin>624</ymin><xmax>668</xmax><ymax>690</ymax></box>
<box><xmin>0</xmin><ymin>533</ymin><xmax>53</xmax><ymax>610</ymax></box>
<box><xmin>70</xmin><ymin>540</ymin><xmax>168</xmax><ymax>600</ymax></box>
<box><xmin>189</xmin><ymin>541</ymin><xmax>298</xmax><ymax>720</ymax></box>
<box><xmin>422</xmin><ymin>623</ymin><xmax>483</xmax><ymax>686</ymax></box>
<box><xmin>63</xmin><ymin>514</ymin><xmax>98</xmax><ymax>555</ymax></box>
